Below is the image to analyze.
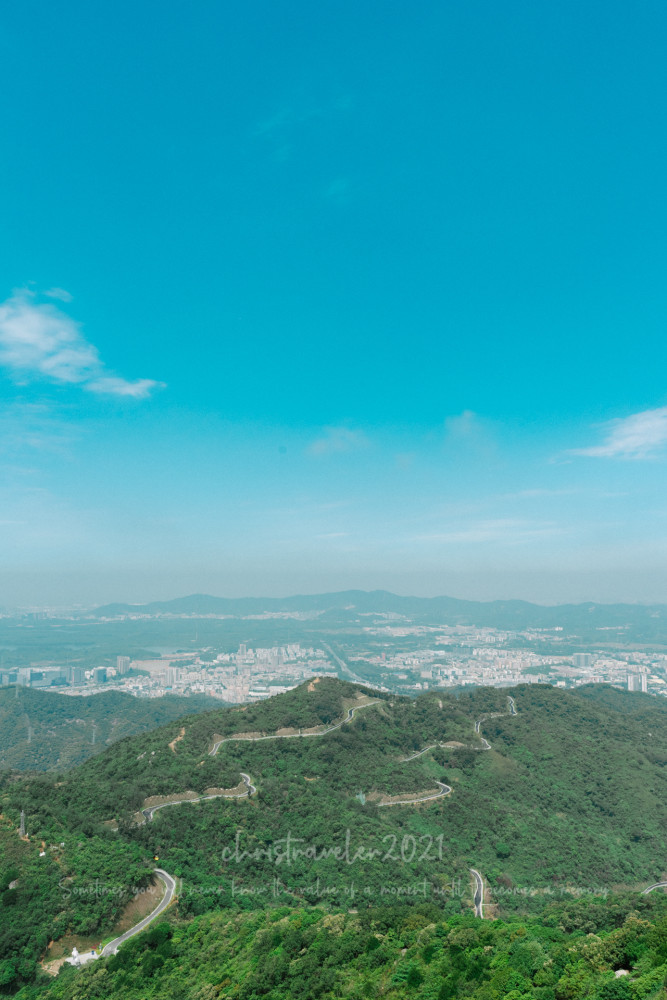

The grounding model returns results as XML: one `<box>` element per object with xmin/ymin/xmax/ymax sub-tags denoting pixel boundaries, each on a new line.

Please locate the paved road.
<box><xmin>240</xmin><ymin>771</ymin><xmax>257</xmax><ymax>796</ymax></box>
<box><xmin>100</xmin><ymin>869</ymin><xmax>176</xmax><ymax>957</ymax></box>
<box><xmin>472</xmin><ymin>720</ymin><xmax>491</xmax><ymax>748</ymax></box>
<box><xmin>378</xmin><ymin>781</ymin><xmax>452</xmax><ymax>807</ymax></box>
<box><xmin>209</xmin><ymin>700</ymin><xmax>380</xmax><ymax>756</ymax></box>
<box><xmin>400</xmin><ymin>744</ymin><xmax>442</xmax><ymax>762</ymax></box>
<box><xmin>404</xmin><ymin>728</ymin><xmax>491</xmax><ymax>763</ymax></box>
<box><xmin>387</xmin><ymin>695</ymin><xmax>523</xmax><ymax>815</ymax></box>
<box><xmin>397</xmin><ymin>699</ymin><xmax>522</xmax><ymax>783</ymax></box>
<box><xmin>642</xmin><ymin>881</ymin><xmax>667</xmax><ymax>894</ymax></box>
<box><xmin>322</xmin><ymin>643</ymin><xmax>368</xmax><ymax>685</ymax></box>
<box><xmin>140</xmin><ymin>703</ymin><xmax>380</xmax><ymax>826</ymax></box>
<box><xmin>464</xmin><ymin>702</ymin><xmax>518</xmax><ymax>918</ymax></box>
<box><xmin>470</xmin><ymin>868</ymin><xmax>484</xmax><ymax>917</ymax></box>
<box><xmin>141</xmin><ymin>773</ymin><xmax>256</xmax><ymax>823</ymax></box>
<box><xmin>473</xmin><ymin>698</ymin><xmax>520</xmax><ymax>750</ymax></box>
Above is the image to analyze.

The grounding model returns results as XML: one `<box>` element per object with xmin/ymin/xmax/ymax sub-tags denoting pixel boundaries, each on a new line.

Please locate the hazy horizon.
<box><xmin>6</xmin><ymin>574</ymin><xmax>667</xmax><ymax>612</ymax></box>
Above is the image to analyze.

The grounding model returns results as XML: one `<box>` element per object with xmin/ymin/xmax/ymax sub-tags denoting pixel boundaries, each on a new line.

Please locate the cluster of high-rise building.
<box><xmin>348</xmin><ymin>623</ymin><xmax>667</xmax><ymax>696</ymax></box>
<box><xmin>47</xmin><ymin>643</ymin><xmax>337</xmax><ymax>702</ymax></box>
<box><xmin>1</xmin><ymin>664</ymin><xmax>86</xmax><ymax>688</ymax></box>
<box><xmin>4</xmin><ymin>620</ymin><xmax>666</xmax><ymax>703</ymax></box>
<box><xmin>1</xmin><ymin>655</ymin><xmax>132</xmax><ymax>691</ymax></box>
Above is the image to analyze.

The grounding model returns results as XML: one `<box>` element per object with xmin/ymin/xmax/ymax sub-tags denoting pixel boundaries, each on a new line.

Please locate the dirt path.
<box><xmin>168</xmin><ymin>727</ymin><xmax>185</xmax><ymax>753</ymax></box>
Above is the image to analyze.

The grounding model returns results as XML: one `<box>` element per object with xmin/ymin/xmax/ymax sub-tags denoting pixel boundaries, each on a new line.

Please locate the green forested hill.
<box><xmin>3</xmin><ymin>679</ymin><xmax>667</xmax><ymax>994</ymax></box>
<box><xmin>0</xmin><ymin>688</ymin><xmax>218</xmax><ymax>771</ymax></box>
<box><xmin>15</xmin><ymin>894</ymin><xmax>667</xmax><ymax>1000</ymax></box>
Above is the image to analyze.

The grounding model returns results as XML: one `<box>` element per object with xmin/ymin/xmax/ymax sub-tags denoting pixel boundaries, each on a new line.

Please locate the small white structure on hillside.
<box><xmin>66</xmin><ymin>948</ymin><xmax>98</xmax><ymax>967</ymax></box>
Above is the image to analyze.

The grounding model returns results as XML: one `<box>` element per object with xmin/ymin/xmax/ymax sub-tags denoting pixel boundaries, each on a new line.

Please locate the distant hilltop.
<box><xmin>84</xmin><ymin>590</ymin><xmax>667</xmax><ymax>636</ymax></box>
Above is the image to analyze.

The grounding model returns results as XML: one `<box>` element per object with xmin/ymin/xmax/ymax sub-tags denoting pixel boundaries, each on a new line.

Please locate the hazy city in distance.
<box><xmin>4</xmin><ymin>589</ymin><xmax>667</xmax><ymax>705</ymax></box>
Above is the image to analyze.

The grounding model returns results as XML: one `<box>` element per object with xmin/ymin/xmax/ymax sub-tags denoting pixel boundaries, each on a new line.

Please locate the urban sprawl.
<box><xmin>3</xmin><ymin>619</ymin><xmax>666</xmax><ymax>701</ymax></box>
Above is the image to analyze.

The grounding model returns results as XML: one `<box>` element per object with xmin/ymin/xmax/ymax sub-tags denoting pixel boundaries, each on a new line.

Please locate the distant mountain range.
<box><xmin>89</xmin><ymin>589</ymin><xmax>667</xmax><ymax>635</ymax></box>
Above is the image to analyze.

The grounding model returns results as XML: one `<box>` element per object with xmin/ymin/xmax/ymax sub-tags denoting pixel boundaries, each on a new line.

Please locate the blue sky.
<box><xmin>1</xmin><ymin>0</ymin><xmax>667</xmax><ymax>606</ymax></box>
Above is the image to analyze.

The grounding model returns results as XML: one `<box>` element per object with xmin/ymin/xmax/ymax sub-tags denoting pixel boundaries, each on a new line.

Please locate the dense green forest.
<box><xmin>14</xmin><ymin>894</ymin><xmax>667</xmax><ymax>999</ymax></box>
<box><xmin>2</xmin><ymin>679</ymin><xmax>667</xmax><ymax>994</ymax></box>
<box><xmin>0</xmin><ymin>688</ymin><xmax>218</xmax><ymax>770</ymax></box>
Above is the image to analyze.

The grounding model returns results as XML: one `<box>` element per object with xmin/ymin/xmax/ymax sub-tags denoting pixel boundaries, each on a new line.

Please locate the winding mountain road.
<box><xmin>470</xmin><ymin>868</ymin><xmax>484</xmax><ymax>917</ymax></box>
<box><xmin>400</xmin><ymin>744</ymin><xmax>442</xmax><ymax>762</ymax></box>
<box><xmin>464</xmin><ymin>699</ymin><xmax>517</xmax><ymax>917</ymax></box>
<box><xmin>642</xmin><ymin>881</ymin><xmax>667</xmax><ymax>894</ymax></box>
<box><xmin>134</xmin><ymin>693</ymin><xmax>521</xmax><ymax>922</ymax></box>
<box><xmin>140</xmin><ymin>773</ymin><xmax>256</xmax><ymax>823</ymax></box>
<box><xmin>100</xmin><ymin>869</ymin><xmax>176</xmax><ymax>957</ymax></box>
<box><xmin>137</xmin><ymin>702</ymin><xmax>380</xmax><ymax>827</ymax></box>
<box><xmin>378</xmin><ymin>781</ymin><xmax>452</xmax><ymax>807</ymax></box>
<box><xmin>473</xmin><ymin>720</ymin><xmax>492</xmax><ymax>751</ymax></box>
<box><xmin>208</xmin><ymin>700</ymin><xmax>381</xmax><ymax>756</ymax></box>
<box><xmin>402</xmin><ymin>694</ymin><xmax>518</xmax><ymax>766</ymax></box>
<box><xmin>386</xmin><ymin>694</ymin><xmax>521</xmax><ymax>811</ymax></box>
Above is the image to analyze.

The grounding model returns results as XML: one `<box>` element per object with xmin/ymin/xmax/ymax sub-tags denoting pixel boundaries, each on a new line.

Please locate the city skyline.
<box><xmin>2</xmin><ymin>2</ymin><xmax>667</xmax><ymax>606</ymax></box>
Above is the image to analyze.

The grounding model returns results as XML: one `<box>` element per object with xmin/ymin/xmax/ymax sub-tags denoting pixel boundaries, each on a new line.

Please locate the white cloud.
<box><xmin>308</xmin><ymin>426</ymin><xmax>369</xmax><ymax>456</ymax></box>
<box><xmin>573</xmin><ymin>407</ymin><xmax>667</xmax><ymax>459</ymax></box>
<box><xmin>86</xmin><ymin>377</ymin><xmax>159</xmax><ymax>399</ymax></box>
<box><xmin>0</xmin><ymin>289</ymin><xmax>164</xmax><ymax>398</ymax></box>
<box><xmin>44</xmin><ymin>287</ymin><xmax>73</xmax><ymax>303</ymax></box>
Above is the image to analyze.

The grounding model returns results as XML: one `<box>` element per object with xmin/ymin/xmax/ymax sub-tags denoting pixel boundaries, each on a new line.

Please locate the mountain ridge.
<box><xmin>88</xmin><ymin>589</ymin><xmax>667</xmax><ymax>632</ymax></box>
<box><xmin>5</xmin><ymin>677</ymin><xmax>667</xmax><ymax>992</ymax></box>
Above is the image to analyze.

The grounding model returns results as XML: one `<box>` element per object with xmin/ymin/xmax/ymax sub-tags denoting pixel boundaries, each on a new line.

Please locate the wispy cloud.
<box><xmin>502</xmin><ymin>488</ymin><xmax>579</xmax><ymax>499</ymax></box>
<box><xmin>415</xmin><ymin>519</ymin><xmax>561</xmax><ymax>545</ymax></box>
<box><xmin>0</xmin><ymin>402</ymin><xmax>74</xmax><ymax>457</ymax></box>
<box><xmin>44</xmin><ymin>287</ymin><xmax>73</xmax><ymax>303</ymax></box>
<box><xmin>86</xmin><ymin>376</ymin><xmax>161</xmax><ymax>398</ymax></box>
<box><xmin>573</xmin><ymin>407</ymin><xmax>667</xmax><ymax>459</ymax></box>
<box><xmin>442</xmin><ymin>409</ymin><xmax>497</xmax><ymax>460</ymax></box>
<box><xmin>307</xmin><ymin>426</ymin><xmax>369</xmax><ymax>457</ymax></box>
<box><xmin>0</xmin><ymin>289</ymin><xmax>164</xmax><ymax>398</ymax></box>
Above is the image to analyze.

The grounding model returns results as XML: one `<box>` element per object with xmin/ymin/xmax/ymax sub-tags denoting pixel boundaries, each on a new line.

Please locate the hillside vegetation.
<box><xmin>14</xmin><ymin>894</ymin><xmax>667</xmax><ymax>1000</ymax></box>
<box><xmin>3</xmin><ymin>679</ymin><xmax>667</xmax><ymax>993</ymax></box>
<box><xmin>0</xmin><ymin>688</ymin><xmax>218</xmax><ymax>771</ymax></box>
